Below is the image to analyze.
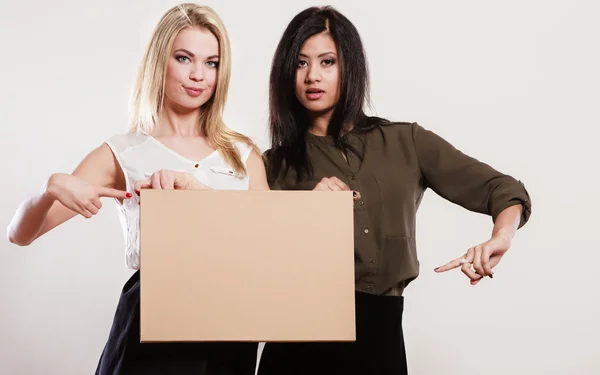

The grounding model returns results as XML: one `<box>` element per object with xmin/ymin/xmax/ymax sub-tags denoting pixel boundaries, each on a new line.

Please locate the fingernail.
<box><xmin>126</xmin><ymin>193</ymin><xmax>132</xmax><ymax>198</ymax></box>
<box><xmin>353</xmin><ymin>191</ymin><xmax>357</xmax><ymax>197</ymax></box>
<box><xmin>135</xmin><ymin>190</ymin><xmax>140</xmax><ymax>195</ymax></box>
<box><xmin>434</xmin><ymin>267</ymin><xmax>439</xmax><ymax>272</ymax></box>
<box><xmin>489</xmin><ymin>274</ymin><xmax>494</xmax><ymax>279</ymax></box>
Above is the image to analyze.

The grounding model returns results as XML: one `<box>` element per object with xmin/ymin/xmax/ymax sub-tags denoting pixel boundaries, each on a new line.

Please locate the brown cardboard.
<box><xmin>139</xmin><ymin>189</ymin><xmax>356</xmax><ymax>342</ymax></box>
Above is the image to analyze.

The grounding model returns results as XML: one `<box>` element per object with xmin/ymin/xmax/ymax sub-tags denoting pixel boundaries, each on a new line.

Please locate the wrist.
<box><xmin>493</xmin><ymin>228</ymin><xmax>513</xmax><ymax>243</ymax></box>
<box><xmin>44</xmin><ymin>173</ymin><xmax>63</xmax><ymax>200</ymax></box>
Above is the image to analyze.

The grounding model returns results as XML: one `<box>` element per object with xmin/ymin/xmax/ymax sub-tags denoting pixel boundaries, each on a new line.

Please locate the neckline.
<box><xmin>306</xmin><ymin>128</ymin><xmax>358</xmax><ymax>146</ymax></box>
<box><xmin>306</xmin><ymin>131</ymin><xmax>335</xmax><ymax>146</ymax></box>
<box><xmin>146</xmin><ymin>135</ymin><xmax>219</xmax><ymax>164</ymax></box>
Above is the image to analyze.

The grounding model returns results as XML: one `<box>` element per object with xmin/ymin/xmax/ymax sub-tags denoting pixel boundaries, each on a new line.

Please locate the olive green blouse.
<box><xmin>264</xmin><ymin>122</ymin><xmax>531</xmax><ymax>295</ymax></box>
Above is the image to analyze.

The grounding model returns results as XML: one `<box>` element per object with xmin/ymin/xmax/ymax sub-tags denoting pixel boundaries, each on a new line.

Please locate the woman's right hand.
<box><xmin>45</xmin><ymin>173</ymin><xmax>131</xmax><ymax>219</ymax></box>
<box><xmin>134</xmin><ymin>170</ymin><xmax>211</xmax><ymax>192</ymax></box>
<box><xmin>313</xmin><ymin>177</ymin><xmax>361</xmax><ymax>200</ymax></box>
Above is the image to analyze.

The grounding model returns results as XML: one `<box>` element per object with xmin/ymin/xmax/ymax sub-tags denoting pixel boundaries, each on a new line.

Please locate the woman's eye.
<box><xmin>175</xmin><ymin>55</ymin><xmax>190</xmax><ymax>63</ymax></box>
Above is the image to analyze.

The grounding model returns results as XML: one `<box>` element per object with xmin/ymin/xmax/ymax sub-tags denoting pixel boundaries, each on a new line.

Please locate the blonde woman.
<box><xmin>7</xmin><ymin>3</ymin><xmax>267</xmax><ymax>374</ymax></box>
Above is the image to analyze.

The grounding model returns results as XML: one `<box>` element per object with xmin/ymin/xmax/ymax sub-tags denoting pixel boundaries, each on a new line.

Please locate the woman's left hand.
<box><xmin>134</xmin><ymin>170</ymin><xmax>210</xmax><ymax>192</ymax></box>
<box><xmin>434</xmin><ymin>232</ymin><xmax>512</xmax><ymax>285</ymax></box>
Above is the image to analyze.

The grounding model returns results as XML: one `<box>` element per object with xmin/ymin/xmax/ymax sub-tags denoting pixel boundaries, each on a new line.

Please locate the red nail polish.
<box><xmin>126</xmin><ymin>193</ymin><xmax>132</xmax><ymax>198</ymax></box>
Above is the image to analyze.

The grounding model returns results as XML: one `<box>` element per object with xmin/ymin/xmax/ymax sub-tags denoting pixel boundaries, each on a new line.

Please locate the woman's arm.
<box><xmin>412</xmin><ymin>123</ymin><xmax>531</xmax><ymax>228</ymax></box>
<box><xmin>7</xmin><ymin>144</ymin><xmax>129</xmax><ymax>246</ymax></box>
<box><xmin>247</xmin><ymin>150</ymin><xmax>270</xmax><ymax>190</ymax></box>
<box><xmin>492</xmin><ymin>203</ymin><xmax>523</xmax><ymax>242</ymax></box>
<box><xmin>411</xmin><ymin>123</ymin><xmax>531</xmax><ymax>283</ymax></box>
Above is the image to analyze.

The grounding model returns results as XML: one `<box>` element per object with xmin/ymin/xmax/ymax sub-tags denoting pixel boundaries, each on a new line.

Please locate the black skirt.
<box><xmin>95</xmin><ymin>271</ymin><xmax>258</xmax><ymax>375</ymax></box>
<box><xmin>257</xmin><ymin>292</ymin><xmax>407</xmax><ymax>375</ymax></box>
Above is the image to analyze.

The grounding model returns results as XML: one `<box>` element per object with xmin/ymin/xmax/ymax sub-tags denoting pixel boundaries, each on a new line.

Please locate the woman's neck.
<box><xmin>154</xmin><ymin>100</ymin><xmax>202</xmax><ymax>138</ymax></box>
<box><xmin>307</xmin><ymin>109</ymin><xmax>353</xmax><ymax>137</ymax></box>
<box><xmin>307</xmin><ymin>109</ymin><xmax>333</xmax><ymax>136</ymax></box>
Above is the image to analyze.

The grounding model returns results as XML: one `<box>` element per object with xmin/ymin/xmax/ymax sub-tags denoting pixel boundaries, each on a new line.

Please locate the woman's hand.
<box><xmin>313</xmin><ymin>177</ymin><xmax>361</xmax><ymax>200</ymax></box>
<box><xmin>434</xmin><ymin>231</ymin><xmax>512</xmax><ymax>285</ymax></box>
<box><xmin>134</xmin><ymin>170</ymin><xmax>210</xmax><ymax>192</ymax></box>
<box><xmin>46</xmin><ymin>173</ymin><xmax>131</xmax><ymax>219</ymax></box>
<box><xmin>434</xmin><ymin>205</ymin><xmax>522</xmax><ymax>285</ymax></box>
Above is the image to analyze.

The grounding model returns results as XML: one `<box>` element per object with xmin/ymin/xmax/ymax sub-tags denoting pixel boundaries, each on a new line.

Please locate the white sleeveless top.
<box><xmin>105</xmin><ymin>132</ymin><xmax>253</xmax><ymax>270</ymax></box>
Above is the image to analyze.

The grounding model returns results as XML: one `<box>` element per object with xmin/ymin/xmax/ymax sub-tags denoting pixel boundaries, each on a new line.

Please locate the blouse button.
<box><xmin>194</xmin><ymin>164</ymin><xmax>199</xmax><ymax>168</ymax></box>
<box><xmin>364</xmin><ymin>228</ymin><xmax>369</xmax><ymax>234</ymax></box>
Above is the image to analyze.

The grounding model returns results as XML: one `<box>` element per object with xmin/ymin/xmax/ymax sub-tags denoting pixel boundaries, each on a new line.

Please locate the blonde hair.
<box><xmin>129</xmin><ymin>3</ymin><xmax>257</xmax><ymax>175</ymax></box>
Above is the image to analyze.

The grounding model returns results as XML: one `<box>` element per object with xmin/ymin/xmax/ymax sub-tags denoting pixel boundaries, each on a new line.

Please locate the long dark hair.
<box><xmin>267</xmin><ymin>6</ymin><xmax>389</xmax><ymax>183</ymax></box>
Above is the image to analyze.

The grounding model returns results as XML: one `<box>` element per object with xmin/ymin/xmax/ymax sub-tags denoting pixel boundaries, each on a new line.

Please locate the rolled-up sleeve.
<box><xmin>412</xmin><ymin>123</ymin><xmax>531</xmax><ymax>228</ymax></box>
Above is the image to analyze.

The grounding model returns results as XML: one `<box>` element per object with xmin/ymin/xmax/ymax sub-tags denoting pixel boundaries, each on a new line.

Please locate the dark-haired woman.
<box><xmin>258</xmin><ymin>6</ymin><xmax>532</xmax><ymax>375</ymax></box>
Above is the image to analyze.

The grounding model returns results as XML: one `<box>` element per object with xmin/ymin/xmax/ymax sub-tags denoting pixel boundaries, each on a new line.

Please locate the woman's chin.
<box><xmin>168</xmin><ymin>97</ymin><xmax>208</xmax><ymax>111</ymax></box>
<box><xmin>305</xmin><ymin>105</ymin><xmax>335</xmax><ymax>118</ymax></box>
<box><xmin>300</xmin><ymin>101</ymin><xmax>331</xmax><ymax>114</ymax></box>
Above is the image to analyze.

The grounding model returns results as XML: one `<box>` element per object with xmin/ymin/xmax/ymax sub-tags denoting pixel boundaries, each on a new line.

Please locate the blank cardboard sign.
<box><xmin>139</xmin><ymin>189</ymin><xmax>355</xmax><ymax>342</ymax></box>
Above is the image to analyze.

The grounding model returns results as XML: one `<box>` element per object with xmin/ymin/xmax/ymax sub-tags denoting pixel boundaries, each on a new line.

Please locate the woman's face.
<box><xmin>164</xmin><ymin>27</ymin><xmax>219</xmax><ymax>111</ymax></box>
<box><xmin>295</xmin><ymin>32</ymin><xmax>341</xmax><ymax>117</ymax></box>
